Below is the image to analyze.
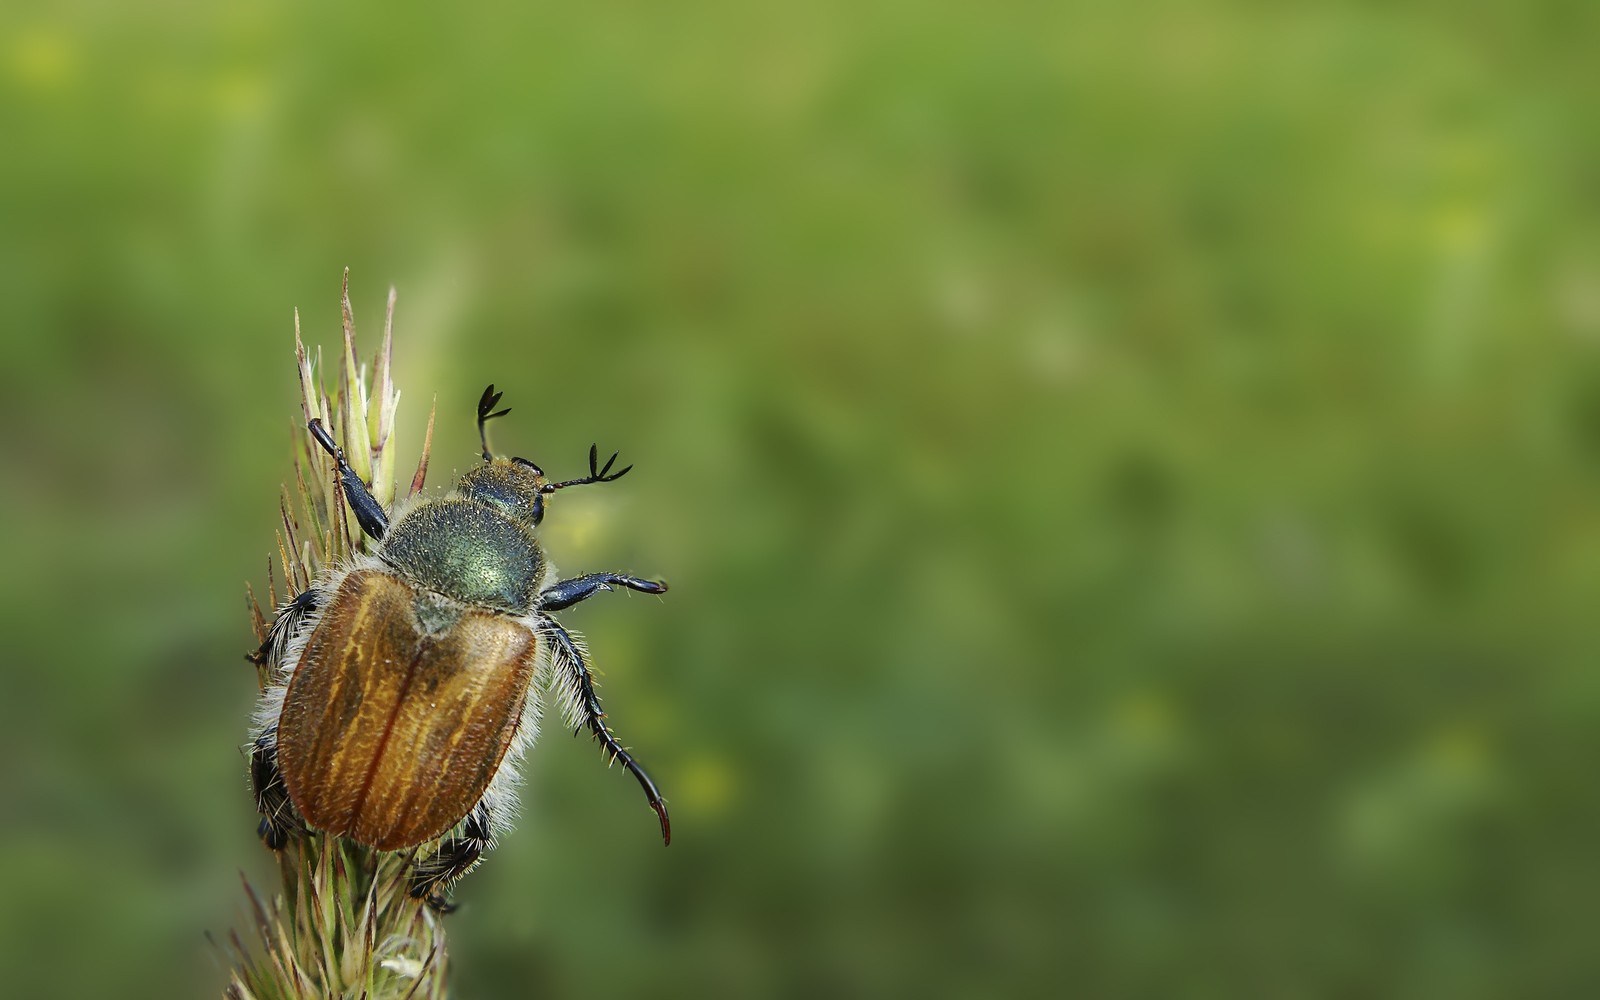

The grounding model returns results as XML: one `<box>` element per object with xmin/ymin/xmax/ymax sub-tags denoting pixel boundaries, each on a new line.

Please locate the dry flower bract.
<box><xmin>219</xmin><ymin>271</ymin><xmax>448</xmax><ymax>1000</ymax></box>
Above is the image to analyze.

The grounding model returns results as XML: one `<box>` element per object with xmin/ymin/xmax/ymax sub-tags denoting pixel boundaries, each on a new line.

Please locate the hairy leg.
<box><xmin>409</xmin><ymin>801</ymin><xmax>494</xmax><ymax>911</ymax></box>
<box><xmin>541</xmin><ymin>617</ymin><xmax>670</xmax><ymax>845</ymax></box>
<box><xmin>249</xmin><ymin>729</ymin><xmax>299</xmax><ymax>850</ymax></box>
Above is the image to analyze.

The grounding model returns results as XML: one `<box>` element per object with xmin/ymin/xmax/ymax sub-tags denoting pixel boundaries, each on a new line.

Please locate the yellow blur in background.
<box><xmin>3</xmin><ymin>1</ymin><xmax>1599</xmax><ymax>996</ymax></box>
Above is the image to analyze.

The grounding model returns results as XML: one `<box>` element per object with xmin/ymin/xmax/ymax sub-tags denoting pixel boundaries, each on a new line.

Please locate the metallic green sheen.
<box><xmin>378</xmin><ymin>500</ymin><xmax>544</xmax><ymax>612</ymax></box>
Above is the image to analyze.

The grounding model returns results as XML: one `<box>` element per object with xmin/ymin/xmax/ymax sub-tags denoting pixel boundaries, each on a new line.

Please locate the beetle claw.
<box><xmin>653</xmin><ymin>800</ymin><xmax>671</xmax><ymax>846</ymax></box>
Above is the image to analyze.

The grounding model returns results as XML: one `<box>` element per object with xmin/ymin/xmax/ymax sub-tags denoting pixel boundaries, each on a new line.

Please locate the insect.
<box><xmin>247</xmin><ymin>385</ymin><xmax>670</xmax><ymax>908</ymax></box>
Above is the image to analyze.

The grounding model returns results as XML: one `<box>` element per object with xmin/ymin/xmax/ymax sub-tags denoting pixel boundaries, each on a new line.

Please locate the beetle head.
<box><xmin>456</xmin><ymin>458</ymin><xmax>547</xmax><ymax>526</ymax></box>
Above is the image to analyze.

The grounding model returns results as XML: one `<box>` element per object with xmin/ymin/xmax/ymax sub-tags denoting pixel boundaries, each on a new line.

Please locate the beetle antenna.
<box><xmin>477</xmin><ymin>384</ymin><xmax>511</xmax><ymax>461</ymax></box>
<box><xmin>541</xmin><ymin>443</ymin><xmax>634</xmax><ymax>493</ymax></box>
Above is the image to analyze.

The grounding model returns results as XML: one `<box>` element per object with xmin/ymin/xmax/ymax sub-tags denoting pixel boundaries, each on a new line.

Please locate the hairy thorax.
<box><xmin>377</xmin><ymin>500</ymin><xmax>545</xmax><ymax>613</ymax></box>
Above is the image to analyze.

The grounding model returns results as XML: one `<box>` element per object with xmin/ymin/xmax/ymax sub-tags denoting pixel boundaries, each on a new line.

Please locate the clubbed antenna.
<box><xmin>477</xmin><ymin>384</ymin><xmax>510</xmax><ymax>461</ymax></box>
<box><xmin>542</xmin><ymin>443</ymin><xmax>634</xmax><ymax>493</ymax></box>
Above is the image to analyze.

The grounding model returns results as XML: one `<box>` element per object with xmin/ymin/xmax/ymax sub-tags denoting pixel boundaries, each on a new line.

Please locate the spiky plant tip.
<box><xmin>226</xmin><ymin>273</ymin><xmax>447</xmax><ymax>1000</ymax></box>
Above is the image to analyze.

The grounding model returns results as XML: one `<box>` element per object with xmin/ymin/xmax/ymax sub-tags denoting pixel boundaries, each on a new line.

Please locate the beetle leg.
<box><xmin>308</xmin><ymin>418</ymin><xmax>389</xmax><ymax>541</ymax></box>
<box><xmin>541</xmin><ymin>618</ymin><xmax>671</xmax><ymax>846</ymax></box>
<box><xmin>409</xmin><ymin>801</ymin><xmax>494</xmax><ymax>911</ymax></box>
<box><xmin>249</xmin><ymin>729</ymin><xmax>301</xmax><ymax>850</ymax></box>
<box><xmin>247</xmin><ymin>588</ymin><xmax>320</xmax><ymax>670</ymax></box>
<box><xmin>537</xmin><ymin>572</ymin><xmax>668</xmax><ymax>612</ymax></box>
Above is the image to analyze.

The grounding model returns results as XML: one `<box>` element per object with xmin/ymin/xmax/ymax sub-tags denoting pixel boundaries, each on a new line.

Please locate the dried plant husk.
<box><xmin>221</xmin><ymin>271</ymin><xmax>447</xmax><ymax>1000</ymax></box>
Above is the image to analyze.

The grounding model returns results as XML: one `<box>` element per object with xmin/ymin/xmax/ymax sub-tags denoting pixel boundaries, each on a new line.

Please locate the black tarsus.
<box><xmin>477</xmin><ymin>384</ymin><xmax>512</xmax><ymax>461</ymax></box>
<box><xmin>538</xmin><ymin>572</ymin><xmax>668</xmax><ymax>612</ymax></box>
<box><xmin>541</xmin><ymin>443</ymin><xmax>635</xmax><ymax>494</ymax></box>
<box><xmin>410</xmin><ymin>801</ymin><xmax>495</xmax><ymax>911</ymax></box>
<box><xmin>308</xmin><ymin>418</ymin><xmax>389</xmax><ymax>541</ymax></box>
<box><xmin>541</xmin><ymin>618</ymin><xmax>671</xmax><ymax>846</ymax></box>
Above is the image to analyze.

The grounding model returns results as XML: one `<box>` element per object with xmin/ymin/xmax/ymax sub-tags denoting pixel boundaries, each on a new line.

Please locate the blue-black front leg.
<box><xmin>538</xmin><ymin>572</ymin><xmax>667</xmax><ymax>611</ymax></box>
<box><xmin>308</xmin><ymin>419</ymin><xmax>389</xmax><ymax>541</ymax></box>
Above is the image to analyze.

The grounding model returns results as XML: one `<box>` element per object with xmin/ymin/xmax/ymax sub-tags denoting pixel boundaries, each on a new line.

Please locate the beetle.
<box><xmin>247</xmin><ymin>385</ymin><xmax>670</xmax><ymax>908</ymax></box>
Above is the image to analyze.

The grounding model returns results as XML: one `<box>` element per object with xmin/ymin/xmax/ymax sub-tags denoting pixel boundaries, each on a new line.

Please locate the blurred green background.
<box><xmin>4</xmin><ymin>1</ymin><xmax>1600</xmax><ymax>996</ymax></box>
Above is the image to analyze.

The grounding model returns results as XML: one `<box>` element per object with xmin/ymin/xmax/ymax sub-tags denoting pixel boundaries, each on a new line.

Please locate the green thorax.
<box><xmin>378</xmin><ymin>499</ymin><xmax>544</xmax><ymax>612</ymax></box>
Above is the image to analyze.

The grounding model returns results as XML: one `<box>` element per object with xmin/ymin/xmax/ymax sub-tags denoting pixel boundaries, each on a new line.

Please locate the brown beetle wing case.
<box><xmin>278</xmin><ymin>569</ymin><xmax>538</xmax><ymax>851</ymax></box>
